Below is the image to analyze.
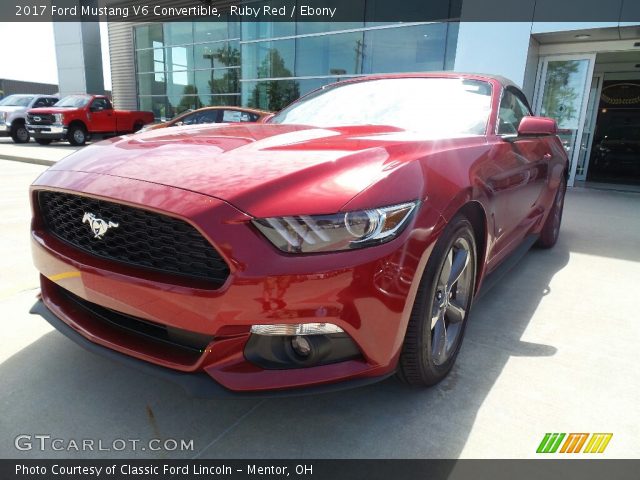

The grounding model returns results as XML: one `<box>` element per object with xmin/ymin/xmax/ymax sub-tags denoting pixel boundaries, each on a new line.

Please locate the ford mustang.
<box><xmin>30</xmin><ymin>73</ymin><xmax>568</xmax><ymax>395</ymax></box>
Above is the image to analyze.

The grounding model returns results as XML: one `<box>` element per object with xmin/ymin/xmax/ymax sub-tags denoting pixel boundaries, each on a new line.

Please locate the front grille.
<box><xmin>37</xmin><ymin>190</ymin><xmax>230</xmax><ymax>285</ymax></box>
<box><xmin>28</xmin><ymin>113</ymin><xmax>55</xmax><ymax>125</ymax></box>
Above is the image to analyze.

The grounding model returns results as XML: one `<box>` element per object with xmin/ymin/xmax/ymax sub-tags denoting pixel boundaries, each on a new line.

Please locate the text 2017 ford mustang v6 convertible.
<box><xmin>30</xmin><ymin>73</ymin><xmax>568</xmax><ymax>395</ymax></box>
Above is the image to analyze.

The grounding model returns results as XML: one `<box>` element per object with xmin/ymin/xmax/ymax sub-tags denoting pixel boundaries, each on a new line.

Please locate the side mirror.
<box><xmin>517</xmin><ymin>116</ymin><xmax>558</xmax><ymax>136</ymax></box>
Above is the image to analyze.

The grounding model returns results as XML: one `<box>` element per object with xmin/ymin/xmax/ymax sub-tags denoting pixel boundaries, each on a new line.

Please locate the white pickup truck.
<box><xmin>0</xmin><ymin>94</ymin><xmax>59</xmax><ymax>143</ymax></box>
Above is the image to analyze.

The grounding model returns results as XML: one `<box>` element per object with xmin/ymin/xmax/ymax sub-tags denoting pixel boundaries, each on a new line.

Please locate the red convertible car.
<box><xmin>30</xmin><ymin>73</ymin><xmax>568</xmax><ymax>395</ymax></box>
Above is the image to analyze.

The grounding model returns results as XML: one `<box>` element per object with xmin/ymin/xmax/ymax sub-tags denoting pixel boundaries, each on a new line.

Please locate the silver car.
<box><xmin>0</xmin><ymin>94</ymin><xmax>58</xmax><ymax>143</ymax></box>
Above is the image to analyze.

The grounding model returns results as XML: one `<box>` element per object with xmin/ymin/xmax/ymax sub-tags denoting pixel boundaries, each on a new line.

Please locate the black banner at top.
<box><xmin>3</xmin><ymin>0</ymin><xmax>640</xmax><ymax>22</ymax></box>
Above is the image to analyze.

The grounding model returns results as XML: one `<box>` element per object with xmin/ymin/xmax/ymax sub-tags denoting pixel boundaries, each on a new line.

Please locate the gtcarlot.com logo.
<box><xmin>15</xmin><ymin>434</ymin><xmax>194</xmax><ymax>452</ymax></box>
<box><xmin>536</xmin><ymin>433</ymin><xmax>613</xmax><ymax>454</ymax></box>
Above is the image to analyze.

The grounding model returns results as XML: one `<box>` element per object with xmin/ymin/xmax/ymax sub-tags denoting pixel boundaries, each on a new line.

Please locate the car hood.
<box><xmin>49</xmin><ymin>123</ymin><xmax>473</xmax><ymax>217</ymax></box>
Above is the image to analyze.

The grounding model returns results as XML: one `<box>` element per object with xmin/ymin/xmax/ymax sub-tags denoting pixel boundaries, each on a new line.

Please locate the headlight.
<box><xmin>53</xmin><ymin>113</ymin><xmax>64</xmax><ymax>123</ymax></box>
<box><xmin>0</xmin><ymin>112</ymin><xmax>6</xmax><ymax>122</ymax></box>
<box><xmin>252</xmin><ymin>201</ymin><xmax>419</xmax><ymax>253</ymax></box>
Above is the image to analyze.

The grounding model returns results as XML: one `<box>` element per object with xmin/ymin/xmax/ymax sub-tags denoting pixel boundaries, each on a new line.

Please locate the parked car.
<box><xmin>30</xmin><ymin>73</ymin><xmax>568</xmax><ymax>395</ymax></box>
<box><xmin>0</xmin><ymin>94</ymin><xmax>58</xmax><ymax>143</ymax></box>
<box><xmin>591</xmin><ymin>125</ymin><xmax>640</xmax><ymax>177</ymax></box>
<box><xmin>140</xmin><ymin>106</ymin><xmax>272</xmax><ymax>132</ymax></box>
<box><xmin>27</xmin><ymin>94</ymin><xmax>154</xmax><ymax>146</ymax></box>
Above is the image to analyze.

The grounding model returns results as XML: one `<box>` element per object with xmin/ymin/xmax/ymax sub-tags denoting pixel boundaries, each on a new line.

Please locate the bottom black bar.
<box><xmin>2</xmin><ymin>460</ymin><xmax>640</xmax><ymax>480</ymax></box>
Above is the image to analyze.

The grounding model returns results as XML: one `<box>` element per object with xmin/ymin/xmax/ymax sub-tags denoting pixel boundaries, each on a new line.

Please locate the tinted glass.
<box><xmin>0</xmin><ymin>95</ymin><xmax>34</xmax><ymax>106</ymax></box>
<box><xmin>296</xmin><ymin>32</ymin><xmax>364</xmax><ymax>76</ymax></box>
<box><xmin>55</xmin><ymin>96</ymin><xmax>90</xmax><ymax>108</ymax></box>
<box><xmin>164</xmin><ymin>22</ymin><xmax>192</xmax><ymax>46</ymax></box>
<box><xmin>194</xmin><ymin>19</ymin><xmax>239</xmax><ymax>43</ymax></box>
<box><xmin>363</xmin><ymin>23</ymin><xmax>447</xmax><ymax>73</ymax></box>
<box><xmin>242</xmin><ymin>39</ymin><xmax>295</xmax><ymax>80</ymax></box>
<box><xmin>498</xmin><ymin>90</ymin><xmax>530</xmax><ymax>135</ymax></box>
<box><xmin>135</xmin><ymin>24</ymin><xmax>163</xmax><ymax>49</ymax></box>
<box><xmin>272</xmin><ymin>78</ymin><xmax>492</xmax><ymax>136</ymax></box>
<box><xmin>138</xmin><ymin>73</ymin><xmax>166</xmax><ymax>96</ymax></box>
<box><xmin>195</xmin><ymin>68</ymin><xmax>240</xmax><ymax>96</ymax></box>
<box><xmin>243</xmin><ymin>79</ymin><xmax>301</xmax><ymax>111</ymax></box>
<box><xmin>194</xmin><ymin>41</ymin><xmax>240</xmax><ymax>69</ymax></box>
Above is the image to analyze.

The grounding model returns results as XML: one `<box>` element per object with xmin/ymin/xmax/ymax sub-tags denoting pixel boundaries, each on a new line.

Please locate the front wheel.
<box><xmin>11</xmin><ymin>124</ymin><xmax>30</xmax><ymax>143</ymax></box>
<box><xmin>398</xmin><ymin>216</ymin><xmax>477</xmax><ymax>386</ymax></box>
<box><xmin>67</xmin><ymin>125</ymin><xmax>87</xmax><ymax>146</ymax></box>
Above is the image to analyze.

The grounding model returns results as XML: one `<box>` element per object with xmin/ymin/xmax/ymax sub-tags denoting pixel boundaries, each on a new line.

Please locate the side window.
<box><xmin>90</xmin><ymin>98</ymin><xmax>110</xmax><ymax>111</ymax></box>
<box><xmin>240</xmin><ymin>112</ymin><xmax>259</xmax><ymax>122</ymax></box>
<box><xmin>33</xmin><ymin>97</ymin><xmax>48</xmax><ymax>108</ymax></box>
<box><xmin>46</xmin><ymin>98</ymin><xmax>58</xmax><ymax>106</ymax></box>
<box><xmin>498</xmin><ymin>90</ymin><xmax>530</xmax><ymax>135</ymax></box>
<box><xmin>222</xmin><ymin>110</ymin><xmax>243</xmax><ymax>123</ymax></box>
<box><xmin>198</xmin><ymin>110</ymin><xmax>218</xmax><ymax>124</ymax></box>
<box><xmin>180</xmin><ymin>113</ymin><xmax>197</xmax><ymax>125</ymax></box>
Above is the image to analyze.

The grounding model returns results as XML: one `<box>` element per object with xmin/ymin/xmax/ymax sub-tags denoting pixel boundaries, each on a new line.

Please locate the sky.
<box><xmin>0</xmin><ymin>22</ymin><xmax>112</xmax><ymax>90</ymax></box>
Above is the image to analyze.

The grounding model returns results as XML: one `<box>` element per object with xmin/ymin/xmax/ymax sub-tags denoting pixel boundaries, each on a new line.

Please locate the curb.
<box><xmin>0</xmin><ymin>155</ymin><xmax>56</xmax><ymax>167</ymax></box>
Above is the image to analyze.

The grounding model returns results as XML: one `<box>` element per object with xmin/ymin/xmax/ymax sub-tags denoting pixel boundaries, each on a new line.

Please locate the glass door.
<box><xmin>533</xmin><ymin>54</ymin><xmax>596</xmax><ymax>186</ymax></box>
<box><xmin>574</xmin><ymin>74</ymin><xmax>604</xmax><ymax>182</ymax></box>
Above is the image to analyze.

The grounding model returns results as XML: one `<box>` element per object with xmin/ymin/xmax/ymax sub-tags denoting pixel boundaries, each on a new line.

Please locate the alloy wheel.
<box><xmin>429</xmin><ymin>237</ymin><xmax>473</xmax><ymax>366</ymax></box>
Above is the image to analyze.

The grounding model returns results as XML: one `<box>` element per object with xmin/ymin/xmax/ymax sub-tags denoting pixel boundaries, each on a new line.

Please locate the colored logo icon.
<box><xmin>537</xmin><ymin>433</ymin><xmax>613</xmax><ymax>454</ymax></box>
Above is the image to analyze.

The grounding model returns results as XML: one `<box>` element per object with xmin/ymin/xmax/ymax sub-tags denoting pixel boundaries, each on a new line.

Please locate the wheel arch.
<box><xmin>68</xmin><ymin>119</ymin><xmax>87</xmax><ymax>131</ymax></box>
<box><xmin>455</xmin><ymin>201</ymin><xmax>489</xmax><ymax>294</ymax></box>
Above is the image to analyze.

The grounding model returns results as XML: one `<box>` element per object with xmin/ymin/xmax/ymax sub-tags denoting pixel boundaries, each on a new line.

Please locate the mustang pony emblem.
<box><xmin>82</xmin><ymin>212</ymin><xmax>119</xmax><ymax>239</ymax></box>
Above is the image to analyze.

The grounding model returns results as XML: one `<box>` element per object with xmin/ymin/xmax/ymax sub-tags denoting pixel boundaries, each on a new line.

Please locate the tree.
<box><xmin>247</xmin><ymin>48</ymin><xmax>300</xmax><ymax>111</ymax></box>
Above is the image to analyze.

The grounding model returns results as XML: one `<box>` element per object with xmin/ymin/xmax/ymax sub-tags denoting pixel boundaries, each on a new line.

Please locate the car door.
<box><xmin>486</xmin><ymin>87</ymin><xmax>549</xmax><ymax>265</ymax></box>
<box><xmin>88</xmin><ymin>98</ymin><xmax>116</xmax><ymax>133</ymax></box>
<box><xmin>195</xmin><ymin>110</ymin><xmax>218</xmax><ymax>124</ymax></box>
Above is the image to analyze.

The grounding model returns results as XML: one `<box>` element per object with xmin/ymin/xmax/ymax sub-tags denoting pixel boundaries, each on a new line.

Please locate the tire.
<box><xmin>398</xmin><ymin>215</ymin><xmax>477</xmax><ymax>387</ymax></box>
<box><xmin>35</xmin><ymin>138</ymin><xmax>52</xmax><ymax>145</ymax></box>
<box><xmin>133</xmin><ymin>121</ymin><xmax>143</xmax><ymax>132</ymax></box>
<box><xmin>11</xmin><ymin>123</ymin><xmax>30</xmax><ymax>143</ymax></box>
<box><xmin>536</xmin><ymin>176</ymin><xmax>567</xmax><ymax>249</ymax></box>
<box><xmin>67</xmin><ymin>124</ymin><xmax>87</xmax><ymax>146</ymax></box>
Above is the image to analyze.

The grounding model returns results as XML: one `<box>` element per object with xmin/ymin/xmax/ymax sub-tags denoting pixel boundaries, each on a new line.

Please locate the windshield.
<box><xmin>271</xmin><ymin>78</ymin><xmax>493</xmax><ymax>136</ymax></box>
<box><xmin>54</xmin><ymin>95</ymin><xmax>90</xmax><ymax>108</ymax></box>
<box><xmin>0</xmin><ymin>95</ymin><xmax>34</xmax><ymax>107</ymax></box>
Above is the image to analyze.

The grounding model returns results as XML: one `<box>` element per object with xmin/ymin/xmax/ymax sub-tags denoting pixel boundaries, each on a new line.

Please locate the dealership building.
<box><xmin>52</xmin><ymin>0</ymin><xmax>640</xmax><ymax>188</ymax></box>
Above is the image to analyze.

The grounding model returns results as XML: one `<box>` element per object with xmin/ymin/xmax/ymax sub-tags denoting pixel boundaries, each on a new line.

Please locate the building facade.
<box><xmin>98</xmin><ymin>0</ymin><xmax>640</xmax><ymax>188</ymax></box>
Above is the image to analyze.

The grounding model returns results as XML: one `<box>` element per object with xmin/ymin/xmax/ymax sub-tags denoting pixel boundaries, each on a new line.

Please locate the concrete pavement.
<box><xmin>0</xmin><ymin>137</ymin><xmax>79</xmax><ymax>166</ymax></box>
<box><xmin>1</xmin><ymin>160</ymin><xmax>639</xmax><ymax>459</ymax></box>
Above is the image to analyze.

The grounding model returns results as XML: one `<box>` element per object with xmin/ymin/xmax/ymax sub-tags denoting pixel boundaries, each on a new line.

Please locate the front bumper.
<box><xmin>27</xmin><ymin>123</ymin><xmax>67</xmax><ymax>139</ymax></box>
<box><xmin>0</xmin><ymin>123</ymin><xmax>9</xmax><ymax>135</ymax></box>
<box><xmin>31</xmin><ymin>169</ymin><xmax>441</xmax><ymax>393</ymax></box>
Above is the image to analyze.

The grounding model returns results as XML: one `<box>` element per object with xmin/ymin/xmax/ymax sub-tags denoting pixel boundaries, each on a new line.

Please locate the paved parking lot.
<box><xmin>1</xmin><ymin>160</ymin><xmax>639</xmax><ymax>459</ymax></box>
<box><xmin>0</xmin><ymin>137</ymin><xmax>79</xmax><ymax>166</ymax></box>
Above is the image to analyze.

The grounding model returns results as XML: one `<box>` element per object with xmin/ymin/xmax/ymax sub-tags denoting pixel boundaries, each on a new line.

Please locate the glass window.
<box><xmin>167</xmin><ymin>94</ymin><xmax>198</xmax><ymax>117</ymax></box>
<box><xmin>194</xmin><ymin>19</ymin><xmax>239</xmax><ymax>43</ymax></box>
<box><xmin>198</xmin><ymin>95</ymin><xmax>241</xmax><ymax>107</ymax></box>
<box><xmin>32</xmin><ymin>97</ymin><xmax>49</xmax><ymax>108</ymax></box>
<box><xmin>363</xmin><ymin>23</ymin><xmax>447</xmax><ymax>74</ymax></box>
<box><xmin>194</xmin><ymin>41</ymin><xmax>240</xmax><ymax>69</ymax></box>
<box><xmin>0</xmin><ymin>95</ymin><xmax>34</xmax><ymax>106</ymax></box>
<box><xmin>242</xmin><ymin>79</ymin><xmax>301</xmax><ymax>111</ymax></box>
<box><xmin>164</xmin><ymin>22</ymin><xmax>193</xmax><ymax>46</ymax></box>
<box><xmin>138</xmin><ymin>73</ymin><xmax>166</xmax><ymax>96</ymax></box>
<box><xmin>295</xmin><ymin>32</ymin><xmax>364</xmax><ymax>76</ymax></box>
<box><xmin>242</xmin><ymin>40</ymin><xmax>295</xmax><ymax>80</ymax></box>
<box><xmin>165</xmin><ymin>45</ymin><xmax>194</xmax><ymax>72</ymax></box>
<box><xmin>166</xmin><ymin>70</ymin><xmax>195</xmax><ymax>101</ymax></box>
<box><xmin>55</xmin><ymin>95</ymin><xmax>91</xmax><ymax>108</ymax></box>
<box><xmin>136</xmin><ymin>48</ymin><xmax>166</xmax><ymax>74</ymax></box>
<box><xmin>195</xmin><ymin>68</ymin><xmax>240</xmax><ymax>96</ymax></box>
<box><xmin>139</xmin><ymin>96</ymin><xmax>168</xmax><ymax>121</ymax></box>
<box><xmin>135</xmin><ymin>24</ymin><xmax>163</xmax><ymax>49</ymax></box>
<box><xmin>90</xmin><ymin>98</ymin><xmax>112</xmax><ymax>110</ymax></box>
<box><xmin>271</xmin><ymin>78</ymin><xmax>492</xmax><ymax>136</ymax></box>
<box><xmin>498</xmin><ymin>89</ymin><xmax>531</xmax><ymax>135</ymax></box>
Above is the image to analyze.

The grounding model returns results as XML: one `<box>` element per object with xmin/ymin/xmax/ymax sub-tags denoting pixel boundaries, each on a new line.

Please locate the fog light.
<box><xmin>291</xmin><ymin>336</ymin><xmax>312</xmax><ymax>357</ymax></box>
<box><xmin>250</xmin><ymin>323</ymin><xmax>344</xmax><ymax>336</ymax></box>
